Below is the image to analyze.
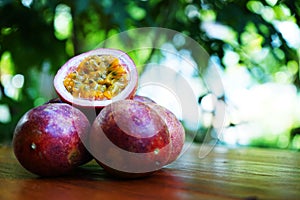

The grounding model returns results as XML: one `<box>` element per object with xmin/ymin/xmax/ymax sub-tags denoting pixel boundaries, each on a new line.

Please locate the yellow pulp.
<box><xmin>63</xmin><ymin>55</ymin><xmax>129</xmax><ymax>100</ymax></box>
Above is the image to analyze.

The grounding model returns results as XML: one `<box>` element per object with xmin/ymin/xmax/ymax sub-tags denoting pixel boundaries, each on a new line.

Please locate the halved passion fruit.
<box><xmin>54</xmin><ymin>48</ymin><xmax>138</xmax><ymax>110</ymax></box>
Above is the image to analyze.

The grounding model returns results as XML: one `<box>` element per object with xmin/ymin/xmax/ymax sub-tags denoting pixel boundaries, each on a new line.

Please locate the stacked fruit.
<box><xmin>13</xmin><ymin>48</ymin><xmax>185</xmax><ymax>178</ymax></box>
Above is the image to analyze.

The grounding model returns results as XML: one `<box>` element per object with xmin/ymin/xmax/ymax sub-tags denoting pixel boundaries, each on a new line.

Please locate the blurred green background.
<box><xmin>0</xmin><ymin>0</ymin><xmax>300</xmax><ymax>150</ymax></box>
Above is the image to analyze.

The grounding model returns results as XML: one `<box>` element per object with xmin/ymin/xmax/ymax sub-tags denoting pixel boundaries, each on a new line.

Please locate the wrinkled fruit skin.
<box><xmin>13</xmin><ymin>103</ymin><xmax>92</xmax><ymax>177</ymax></box>
<box><xmin>88</xmin><ymin>100</ymin><xmax>172</xmax><ymax>178</ymax></box>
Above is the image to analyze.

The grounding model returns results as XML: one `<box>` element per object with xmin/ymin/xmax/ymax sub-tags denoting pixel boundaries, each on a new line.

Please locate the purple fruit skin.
<box><xmin>89</xmin><ymin>100</ymin><xmax>171</xmax><ymax>178</ymax></box>
<box><xmin>148</xmin><ymin>104</ymin><xmax>185</xmax><ymax>164</ymax></box>
<box><xmin>100</xmin><ymin>101</ymin><xmax>169</xmax><ymax>153</ymax></box>
<box><xmin>132</xmin><ymin>96</ymin><xmax>185</xmax><ymax>164</ymax></box>
<box><xmin>132</xmin><ymin>95</ymin><xmax>156</xmax><ymax>104</ymax></box>
<box><xmin>13</xmin><ymin>103</ymin><xmax>92</xmax><ymax>176</ymax></box>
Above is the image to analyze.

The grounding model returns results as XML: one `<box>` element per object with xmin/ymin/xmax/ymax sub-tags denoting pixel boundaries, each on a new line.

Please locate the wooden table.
<box><xmin>1</xmin><ymin>143</ymin><xmax>299</xmax><ymax>200</ymax></box>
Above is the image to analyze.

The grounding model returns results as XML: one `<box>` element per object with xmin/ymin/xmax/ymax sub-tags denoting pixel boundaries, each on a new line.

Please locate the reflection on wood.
<box><xmin>0</xmin><ymin>144</ymin><xmax>299</xmax><ymax>200</ymax></box>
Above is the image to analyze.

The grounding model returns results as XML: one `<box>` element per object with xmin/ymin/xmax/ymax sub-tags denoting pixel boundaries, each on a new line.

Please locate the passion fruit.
<box><xmin>53</xmin><ymin>48</ymin><xmax>138</xmax><ymax>113</ymax></box>
<box><xmin>13</xmin><ymin>103</ymin><xmax>92</xmax><ymax>177</ymax></box>
<box><xmin>88</xmin><ymin>100</ymin><xmax>172</xmax><ymax>178</ymax></box>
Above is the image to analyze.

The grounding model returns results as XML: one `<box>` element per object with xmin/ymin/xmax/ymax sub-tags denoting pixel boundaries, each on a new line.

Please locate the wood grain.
<box><xmin>0</xmin><ymin>144</ymin><xmax>299</xmax><ymax>200</ymax></box>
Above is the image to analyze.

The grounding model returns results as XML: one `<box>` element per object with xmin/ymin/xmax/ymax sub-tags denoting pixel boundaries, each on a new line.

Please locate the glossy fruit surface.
<box><xmin>13</xmin><ymin>103</ymin><xmax>92</xmax><ymax>176</ymax></box>
<box><xmin>148</xmin><ymin>103</ymin><xmax>185</xmax><ymax>164</ymax></box>
<box><xmin>132</xmin><ymin>95</ymin><xmax>156</xmax><ymax>104</ymax></box>
<box><xmin>53</xmin><ymin>48</ymin><xmax>138</xmax><ymax>110</ymax></box>
<box><xmin>133</xmin><ymin>95</ymin><xmax>185</xmax><ymax>164</ymax></box>
<box><xmin>88</xmin><ymin>100</ymin><xmax>172</xmax><ymax>178</ymax></box>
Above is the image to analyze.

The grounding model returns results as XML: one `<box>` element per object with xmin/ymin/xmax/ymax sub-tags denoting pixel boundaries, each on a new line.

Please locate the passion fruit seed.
<box><xmin>63</xmin><ymin>55</ymin><xmax>129</xmax><ymax>100</ymax></box>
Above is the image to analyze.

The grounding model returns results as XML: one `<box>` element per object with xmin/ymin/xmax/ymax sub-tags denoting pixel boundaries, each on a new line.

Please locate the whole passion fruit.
<box><xmin>88</xmin><ymin>100</ymin><xmax>172</xmax><ymax>178</ymax></box>
<box><xmin>53</xmin><ymin>48</ymin><xmax>138</xmax><ymax>112</ymax></box>
<box><xmin>13</xmin><ymin>103</ymin><xmax>92</xmax><ymax>177</ymax></box>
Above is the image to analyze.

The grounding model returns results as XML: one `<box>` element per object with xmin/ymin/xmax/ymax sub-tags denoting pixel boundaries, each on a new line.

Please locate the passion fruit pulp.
<box><xmin>13</xmin><ymin>103</ymin><xmax>92</xmax><ymax>177</ymax></box>
<box><xmin>54</xmin><ymin>48</ymin><xmax>138</xmax><ymax>110</ymax></box>
<box><xmin>88</xmin><ymin>99</ymin><xmax>172</xmax><ymax>178</ymax></box>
